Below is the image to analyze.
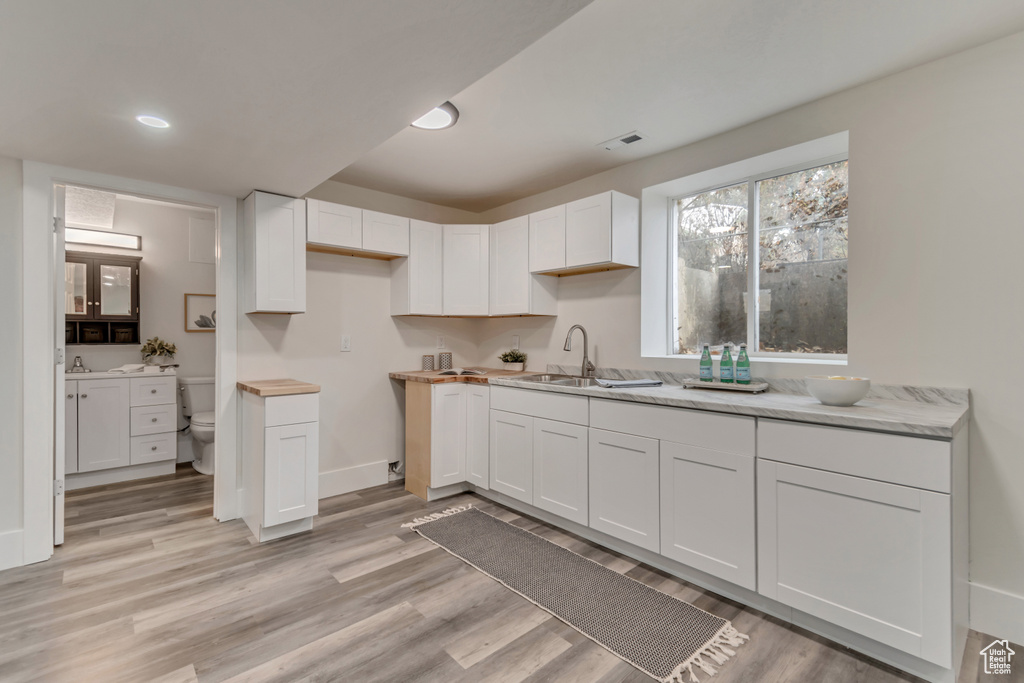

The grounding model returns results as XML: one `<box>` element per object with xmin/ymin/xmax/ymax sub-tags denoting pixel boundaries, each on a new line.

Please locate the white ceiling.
<box><xmin>332</xmin><ymin>0</ymin><xmax>1024</xmax><ymax>213</ymax></box>
<box><xmin>0</xmin><ymin>1</ymin><xmax>591</xmax><ymax>198</ymax></box>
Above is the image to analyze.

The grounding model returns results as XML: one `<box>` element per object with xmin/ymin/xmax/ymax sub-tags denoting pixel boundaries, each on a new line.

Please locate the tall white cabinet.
<box><xmin>243</xmin><ymin>191</ymin><xmax>306</xmax><ymax>314</ymax></box>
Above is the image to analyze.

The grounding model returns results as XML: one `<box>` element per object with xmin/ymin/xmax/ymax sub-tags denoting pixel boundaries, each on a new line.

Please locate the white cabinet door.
<box><xmin>443</xmin><ymin>224</ymin><xmax>489</xmax><ymax>316</ymax></box>
<box><xmin>588</xmin><ymin>428</ymin><xmax>660</xmax><ymax>552</ymax></box>
<box><xmin>363</xmin><ymin>210</ymin><xmax>410</xmax><ymax>256</ymax></box>
<box><xmin>489</xmin><ymin>216</ymin><xmax>530</xmax><ymax>315</ymax></box>
<box><xmin>533</xmin><ymin>418</ymin><xmax>588</xmax><ymax>525</ymax></box>
<box><xmin>431</xmin><ymin>384</ymin><xmax>467</xmax><ymax>488</ymax></box>
<box><xmin>660</xmin><ymin>441</ymin><xmax>755</xmax><ymax>589</ymax></box>
<box><xmin>306</xmin><ymin>198</ymin><xmax>362</xmax><ymax>249</ymax></box>
<box><xmin>77</xmin><ymin>378</ymin><xmax>130</xmax><ymax>472</ymax></box>
<box><xmin>565</xmin><ymin>192</ymin><xmax>611</xmax><ymax>268</ymax></box>
<box><xmin>264</xmin><ymin>422</ymin><xmax>319</xmax><ymax>527</ymax></box>
<box><xmin>529</xmin><ymin>205</ymin><xmax>566</xmax><ymax>272</ymax></box>
<box><xmin>465</xmin><ymin>384</ymin><xmax>490</xmax><ymax>489</ymax></box>
<box><xmin>65</xmin><ymin>380</ymin><xmax>78</xmax><ymax>474</ymax></box>
<box><xmin>392</xmin><ymin>219</ymin><xmax>443</xmax><ymax>316</ymax></box>
<box><xmin>489</xmin><ymin>410</ymin><xmax>534</xmax><ymax>504</ymax></box>
<box><xmin>758</xmin><ymin>460</ymin><xmax>952</xmax><ymax>666</ymax></box>
<box><xmin>246</xmin><ymin>191</ymin><xmax>306</xmax><ymax>313</ymax></box>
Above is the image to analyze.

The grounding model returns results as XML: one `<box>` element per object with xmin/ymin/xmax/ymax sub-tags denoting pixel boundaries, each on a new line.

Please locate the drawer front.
<box><xmin>131</xmin><ymin>432</ymin><xmax>176</xmax><ymax>465</ymax></box>
<box><xmin>758</xmin><ymin>419</ymin><xmax>951</xmax><ymax>493</ymax></box>
<box><xmin>130</xmin><ymin>404</ymin><xmax>177</xmax><ymax>436</ymax></box>
<box><xmin>265</xmin><ymin>393</ymin><xmax>319</xmax><ymax>427</ymax></box>
<box><xmin>130</xmin><ymin>376</ymin><xmax>177</xmax><ymax>407</ymax></box>
<box><xmin>590</xmin><ymin>398</ymin><xmax>754</xmax><ymax>456</ymax></box>
<box><xmin>490</xmin><ymin>386</ymin><xmax>589</xmax><ymax>425</ymax></box>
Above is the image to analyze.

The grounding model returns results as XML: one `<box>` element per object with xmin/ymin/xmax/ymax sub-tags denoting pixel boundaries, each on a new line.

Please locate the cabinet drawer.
<box><xmin>490</xmin><ymin>386</ymin><xmax>588</xmax><ymax>425</ymax></box>
<box><xmin>758</xmin><ymin>419</ymin><xmax>951</xmax><ymax>493</ymax></box>
<box><xmin>265</xmin><ymin>393</ymin><xmax>319</xmax><ymax>427</ymax></box>
<box><xmin>130</xmin><ymin>375</ymin><xmax>177</xmax><ymax>407</ymax></box>
<box><xmin>130</xmin><ymin>404</ymin><xmax>177</xmax><ymax>436</ymax></box>
<box><xmin>590</xmin><ymin>398</ymin><xmax>754</xmax><ymax>456</ymax></box>
<box><xmin>131</xmin><ymin>432</ymin><xmax>176</xmax><ymax>465</ymax></box>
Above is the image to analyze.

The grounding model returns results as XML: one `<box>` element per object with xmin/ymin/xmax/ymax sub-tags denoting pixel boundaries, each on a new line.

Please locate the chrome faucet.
<box><xmin>563</xmin><ymin>325</ymin><xmax>596</xmax><ymax>378</ymax></box>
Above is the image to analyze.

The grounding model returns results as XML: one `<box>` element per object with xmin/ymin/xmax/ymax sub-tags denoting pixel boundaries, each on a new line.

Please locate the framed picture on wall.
<box><xmin>185</xmin><ymin>293</ymin><xmax>216</xmax><ymax>333</ymax></box>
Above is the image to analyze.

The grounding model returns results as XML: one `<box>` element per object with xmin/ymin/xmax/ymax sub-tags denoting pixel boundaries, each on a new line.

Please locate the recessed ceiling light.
<box><xmin>411</xmin><ymin>102</ymin><xmax>459</xmax><ymax>130</ymax></box>
<box><xmin>136</xmin><ymin>115</ymin><xmax>170</xmax><ymax>128</ymax></box>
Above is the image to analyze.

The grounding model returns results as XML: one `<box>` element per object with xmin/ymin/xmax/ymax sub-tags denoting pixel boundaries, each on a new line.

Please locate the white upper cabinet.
<box><xmin>244</xmin><ymin>191</ymin><xmax>306</xmax><ymax>314</ymax></box>
<box><xmin>529</xmin><ymin>205</ymin><xmax>566</xmax><ymax>273</ymax></box>
<box><xmin>490</xmin><ymin>216</ymin><xmax>557</xmax><ymax>316</ymax></box>
<box><xmin>306</xmin><ymin>198</ymin><xmax>362</xmax><ymax>250</ymax></box>
<box><xmin>362</xmin><ymin>210</ymin><xmax>410</xmax><ymax>256</ymax></box>
<box><xmin>529</xmin><ymin>191</ymin><xmax>639</xmax><ymax>276</ymax></box>
<box><xmin>443</xmin><ymin>224</ymin><xmax>489</xmax><ymax>316</ymax></box>
<box><xmin>391</xmin><ymin>219</ymin><xmax>443</xmax><ymax>316</ymax></box>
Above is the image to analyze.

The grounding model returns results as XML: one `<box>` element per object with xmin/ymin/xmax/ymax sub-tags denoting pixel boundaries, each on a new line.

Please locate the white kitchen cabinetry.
<box><xmin>533</xmin><ymin>418</ymin><xmax>588</xmax><ymax>525</ymax></box>
<box><xmin>660</xmin><ymin>441</ymin><xmax>755</xmax><ymax>589</ymax></box>
<box><xmin>489</xmin><ymin>410</ymin><xmax>534</xmax><ymax>503</ymax></box>
<box><xmin>241</xmin><ymin>389</ymin><xmax>320</xmax><ymax>543</ymax></box>
<box><xmin>529</xmin><ymin>191</ymin><xmax>639</xmax><ymax>276</ymax></box>
<box><xmin>243</xmin><ymin>191</ymin><xmax>306</xmax><ymax>314</ymax></box>
<box><xmin>442</xmin><ymin>224</ymin><xmax>489</xmax><ymax>316</ymax></box>
<box><xmin>363</xmin><ymin>210</ymin><xmax>410</xmax><ymax>255</ymax></box>
<box><xmin>588</xmin><ymin>428</ymin><xmax>660</xmax><ymax>552</ymax></box>
<box><xmin>76</xmin><ymin>378</ymin><xmax>130</xmax><ymax>472</ymax></box>
<box><xmin>306</xmin><ymin>198</ymin><xmax>362</xmax><ymax>250</ymax></box>
<box><xmin>490</xmin><ymin>215</ymin><xmax>557</xmax><ymax>316</ymax></box>
<box><xmin>465</xmin><ymin>384</ymin><xmax>491</xmax><ymax>489</ymax></box>
<box><xmin>431</xmin><ymin>383</ymin><xmax>467</xmax><ymax>488</ymax></box>
<box><xmin>391</xmin><ymin>219</ymin><xmax>443</xmax><ymax>316</ymax></box>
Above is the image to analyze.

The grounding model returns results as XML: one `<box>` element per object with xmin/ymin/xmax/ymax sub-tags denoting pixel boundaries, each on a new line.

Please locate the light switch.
<box><xmin>341</xmin><ymin>335</ymin><xmax>352</xmax><ymax>352</ymax></box>
<box><xmin>512</xmin><ymin>335</ymin><xmax>520</xmax><ymax>350</ymax></box>
<box><xmin>437</xmin><ymin>336</ymin><xmax>446</xmax><ymax>349</ymax></box>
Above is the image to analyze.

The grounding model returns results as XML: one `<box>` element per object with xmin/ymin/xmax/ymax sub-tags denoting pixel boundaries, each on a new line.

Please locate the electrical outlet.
<box><xmin>341</xmin><ymin>335</ymin><xmax>352</xmax><ymax>352</ymax></box>
<box><xmin>512</xmin><ymin>335</ymin><xmax>520</xmax><ymax>350</ymax></box>
<box><xmin>437</xmin><ymin>336</ymin><xmax>446</xmax><ymax>349</ymax></box>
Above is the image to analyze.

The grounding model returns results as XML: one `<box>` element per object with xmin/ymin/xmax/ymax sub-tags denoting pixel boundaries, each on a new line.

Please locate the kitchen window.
<box><xmin>640</xmin><ymin>132</ymin><xmax>849</xmax><ymax>362</ymax></box>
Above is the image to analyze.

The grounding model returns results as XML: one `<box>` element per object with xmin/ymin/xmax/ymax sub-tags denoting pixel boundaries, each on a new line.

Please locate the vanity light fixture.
<box><xmin>411</xmin><ymin>101</ymin><xmax>459</xmax><ymax>130</ymax></box>
<box><xmin>136</xmin><ymin>115</ymin><xmax>170</xmax><ymax>128</ymax></box>
<box><xmin>66</xmin><ymin>227</ymin><xmax>142</xmax><ymax>250</ymax></box>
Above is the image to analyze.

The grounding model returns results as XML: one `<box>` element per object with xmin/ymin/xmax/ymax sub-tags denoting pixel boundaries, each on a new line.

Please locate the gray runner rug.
<box><xmin>403</xmin><ymin>505</ymin><xmax>748</xmax><ymax>683</ymax></box>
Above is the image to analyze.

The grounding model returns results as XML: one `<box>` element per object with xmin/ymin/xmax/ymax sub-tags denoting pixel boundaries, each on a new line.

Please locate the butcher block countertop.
<box><xmin>389</xmin><ymin>368</ymin><xmax>541</xmax><ymax>384</ymax></box>
<box><xmin>237</xmin><ymin>379</ymin><xmax>321</xmax><ymax>397</ymax></box>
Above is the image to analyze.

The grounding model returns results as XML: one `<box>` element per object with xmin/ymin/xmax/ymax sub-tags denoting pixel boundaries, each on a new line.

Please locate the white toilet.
<box><xmin>179</xmin><ymin>376</ymin><xmax>216</xmax><ymax>475</ymax></box>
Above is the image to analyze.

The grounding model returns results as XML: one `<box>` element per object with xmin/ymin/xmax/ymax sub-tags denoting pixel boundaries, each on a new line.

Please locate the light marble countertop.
<box><xmin>488</xmin><ymin>375</ymin><xmax>969</xmax><ymax>439</ymax></box>
<box><xmin>65</xmin><ymin>367</ymin><xmax>177</xmax><ymax>380</ymax></box>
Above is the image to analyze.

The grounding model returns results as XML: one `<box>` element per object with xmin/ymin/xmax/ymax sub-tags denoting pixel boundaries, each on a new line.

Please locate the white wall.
<box><xmin>475</xmin><ymin>32</ymin><xmax>1024</xmax><ymax>608</ymax></box>
<box><xmin>68</xmin><ymin>197</ymin><xmax>216</xmax><ymax>379</ymax></box>
<box><xmin>0</xmin><ymin>157</ymin><xmax>24</xmax><ymax>545</ymax></box>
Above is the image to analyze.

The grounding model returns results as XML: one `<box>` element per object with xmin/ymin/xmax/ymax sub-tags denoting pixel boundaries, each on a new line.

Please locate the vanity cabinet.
<box><xmin>442</xmin><ymin>224</ymin><xmax>489</xmax><ymax>316</ymax></box>
<box><xmin>391</xmin><ymin>219</ymin><xmax>443</xmax><ymax>316</ymax></box>
<box><xmin>306</xmin><ymin>198</ymin><xmax>409</xmax><ymax>258</ymax></box>
<box><xmin>529</xmin><ymin>191</ymin><xmax>639</xmax><ymax>276</ymax></box>
<box><xmin>76</xmin><ymin>378</ymin><xmax>131</xmax><ymax>472</ymax></box>
<box><xmin>243</xmin><ymin>190</ymin><xmax>306</xmax><ymax>314</ymax></box>
<box><xmin>490</xmin><ymin>215</ymin><xmax>557</xmax><ymax>316</ymax></box>
<box><xmin>64</xmin><ymin>251</ymin><xmax>141</xmax><ymax>345</ymax></box>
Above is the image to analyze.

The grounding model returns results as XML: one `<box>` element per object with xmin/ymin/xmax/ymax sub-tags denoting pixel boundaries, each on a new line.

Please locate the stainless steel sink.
<box><xmin>517</xmin><ymin>374</ymin><xmax>573</xmax><ymax>383</ymax></box>
<box><xmin>517</xmin><ymin>374</ymin><xmax>602</xmax><ymax>388</ymax></box>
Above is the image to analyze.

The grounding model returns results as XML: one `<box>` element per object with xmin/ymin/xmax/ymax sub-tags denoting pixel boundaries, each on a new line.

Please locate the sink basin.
<box><xmin>516</xmin><ymin>374</ymin><xmax>602</xmax><ymax>388</ymax></box>
<box><xmin>517</xmin><ymin>374</ymin><xmax>574</xmax><ymax>383</ymax></box>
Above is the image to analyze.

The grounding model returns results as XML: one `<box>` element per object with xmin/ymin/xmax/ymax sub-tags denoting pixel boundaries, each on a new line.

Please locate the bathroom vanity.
<box><xmin>238</xmin><ymin>379</ymin><xmax>321</xmax><ymax>543</ymax></box>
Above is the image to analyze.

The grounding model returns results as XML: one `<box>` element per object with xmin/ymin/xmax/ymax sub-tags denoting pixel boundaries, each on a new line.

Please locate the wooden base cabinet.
<box><xmin>588</xmin><ymin>428</ymin><xmax>660</xmax><ymax>553</ymax></box>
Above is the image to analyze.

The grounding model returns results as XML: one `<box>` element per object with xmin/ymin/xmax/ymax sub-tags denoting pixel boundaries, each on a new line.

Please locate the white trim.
<box><xmin>970</xmin><ymin>582</ymin><xmax>1024</xmax><ymax>646</ymax></box>
<box><xmin>0</xmin><ymin>530</ymin><xmax>25</xmax><ymax>572</ymax></box>
<box><xmin>318</xmin><ymin>461</ymin><xmax>389</xmax><ymax>499</ymax></box>
<box><xmin>641</xmin><ymin>132</ymin><xmax>850</xmax><ymax>360</ymax></box>
<box><xmin>21</xmin><ymin>161</ymin><xmax>238</xmax><ymax>569</ymax></box>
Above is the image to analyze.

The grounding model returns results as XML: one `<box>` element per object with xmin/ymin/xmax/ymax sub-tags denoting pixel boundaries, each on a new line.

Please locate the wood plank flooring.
<box><xmin>0</xmin><ymin>466</ymin><xmax>1017</xmax><ymax>682</ymax></box>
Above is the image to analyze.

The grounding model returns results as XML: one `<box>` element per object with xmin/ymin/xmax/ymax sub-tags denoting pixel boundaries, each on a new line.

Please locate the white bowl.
<box><xmin>805</xmin><ymin>375</ymin><xmax>871</xmax><ymax>406</ymax></box>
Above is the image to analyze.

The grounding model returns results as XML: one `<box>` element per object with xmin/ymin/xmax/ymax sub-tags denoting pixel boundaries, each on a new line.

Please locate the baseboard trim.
<box><xmin>319</xmin><ymin>461</ymin><xmax>389</xmax><ymax>499</ymax></box>
<box><xmin>0</xmin><ymin>529</ymin><xmax>24</xmax><ymax>571</ymax></box>
<box><xmin>970</xmin><ymin>582</ymin><xmax>1024</xmax><ymax>645</ymax></box>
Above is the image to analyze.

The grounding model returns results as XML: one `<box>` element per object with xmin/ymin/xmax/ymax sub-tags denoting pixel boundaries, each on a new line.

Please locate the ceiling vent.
<box><xmin>597</xmin><ymin>130</ymin><xmax>646</xmax><ymax>151</ymax></box>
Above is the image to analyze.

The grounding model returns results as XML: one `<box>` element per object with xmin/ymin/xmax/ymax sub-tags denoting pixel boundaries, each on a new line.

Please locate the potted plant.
<box><xmin>140</xmin><ymin>337</ymin><xmax>178</xmax><ymax>365</ymax></box>
<box><xmin>499</xmin><ymin>348</ymin><xmax>527</xmax><ymax>372</ymax></box>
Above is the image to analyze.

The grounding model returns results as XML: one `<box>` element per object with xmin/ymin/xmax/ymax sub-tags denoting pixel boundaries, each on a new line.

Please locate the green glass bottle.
<box><xmin>736</xmin><ymin>343</ymin><xmax>751</xmax><ymax>384</ymax></box>
<box><xmin>720</xmin><ymin>344</ymin><xmax>734</xmax><ymax>383</ymax></box>
<box><xmin>699</xmin><ymin>343</ymin><xmax>713</xmax><ymax>382</ymax></box>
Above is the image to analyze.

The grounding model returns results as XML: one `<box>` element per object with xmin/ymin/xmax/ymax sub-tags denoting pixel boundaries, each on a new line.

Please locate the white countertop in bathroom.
<box><xmin>65</xmin><ymin>367</ymin><xmax>177</xmax><ymax>380</ymax></box>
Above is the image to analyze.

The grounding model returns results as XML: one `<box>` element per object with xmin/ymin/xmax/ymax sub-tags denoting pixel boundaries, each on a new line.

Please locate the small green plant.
<box><xmin>140</xmin><ymin>337</ymin><xmax>177</xmax><ymax>361</ymax></box>
<box><xmin>498</xmin><ymin>349</ymin><xmax>527</xmax><ymax>363</ymax></box>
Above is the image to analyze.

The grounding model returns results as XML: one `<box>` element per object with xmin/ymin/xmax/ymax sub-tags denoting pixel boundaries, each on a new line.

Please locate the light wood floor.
<box><xmin>0</xmin><ymin>466</ymin><xmax>1017</xmax><ymax>683</ymax></box>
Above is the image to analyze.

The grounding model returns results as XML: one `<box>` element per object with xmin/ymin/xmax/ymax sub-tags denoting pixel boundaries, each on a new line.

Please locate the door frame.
<box><xmin>22</xmin><ymin>161</ymin><xmax>239</xmax><ymax>566</ymax></box>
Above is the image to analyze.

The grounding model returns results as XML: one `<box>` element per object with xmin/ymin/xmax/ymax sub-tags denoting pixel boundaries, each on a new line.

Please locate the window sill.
<box><xmin>646</xmin><ymin>353</ymin><xmax>848</xmax><ymax>366</ymax></box>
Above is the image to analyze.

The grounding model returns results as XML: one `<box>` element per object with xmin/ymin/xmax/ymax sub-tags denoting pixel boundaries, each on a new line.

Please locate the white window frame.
<box><xmin>641</xmin><ymin>132</ymin><xmax>849</xmax><ymax>364</ymax></box>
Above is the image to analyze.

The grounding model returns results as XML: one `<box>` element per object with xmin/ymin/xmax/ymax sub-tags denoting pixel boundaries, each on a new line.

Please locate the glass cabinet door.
<box><xmin>65</xmin><ymin>261</ymin><xmax>89</xmax><ymax>316</ymax></box>
<box><xmin>98</xmin><ymin>263</ymin><xmax>134</xmax><ymax>317</ymax></box>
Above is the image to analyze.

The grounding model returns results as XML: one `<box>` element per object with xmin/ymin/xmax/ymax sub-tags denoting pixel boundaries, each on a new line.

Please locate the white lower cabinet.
<box><xmin>431</xmin><ymin>384</ymin><xmax>468</xmax><ymax>488</ymax></box>
<box><xmin>489</xmin><ymin>410</ymin><xmax>534</xmax><ymax>504</ymax></box>
<box><xmin>65</xmin><ymin>380</ymin><xmax>79</xmax><ymax>474</ymax></box>
<box><xmin>76</xmin><ymin>378</ymin><xmax>131</xmax><ymax>472</ymax></box>
<box><xmin>465</xmin><ymin>384</ymin><xmax>491</xmax><ymax>489</ymax></box>
<box><xmin>660</xmin><ymin>441</ymin><xmax>756</xmax><ymax>590</ymax></box>
<box><xmin>588</xmin><ymin>428</ymin><xmax>660</xmax><ymax>552</ymax></box>
<box><xmin>533</xmin><ymin>418</ymin><xmax>588</xmax><ymax>525</ymax></box>
<box><xmin>758</xmin><ymin>458</ymin><xmax>952</xmax><ymax>666</ymax></box>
